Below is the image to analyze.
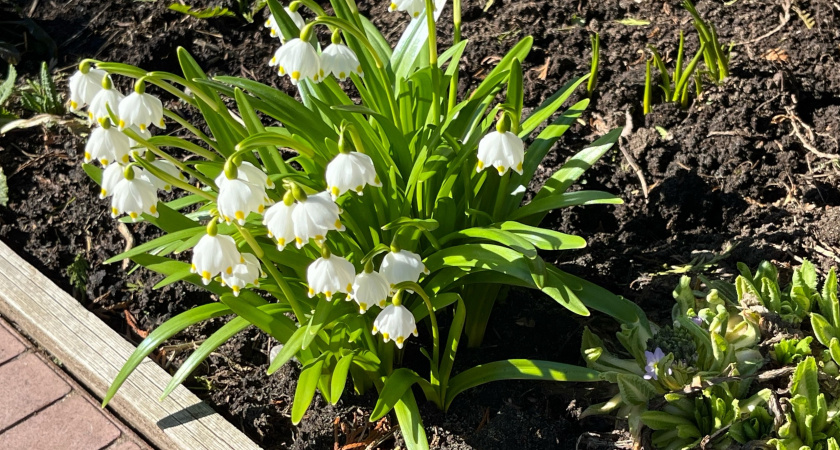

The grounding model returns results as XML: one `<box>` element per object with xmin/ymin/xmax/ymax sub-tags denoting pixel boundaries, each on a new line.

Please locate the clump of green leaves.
<box><xmin>169</xmin><ymin>0</ymin><xmax>267</xmax><ymax>22</ymax></box>
<box><xmin>19</xmin><ymin>62</ymin><xmax>63</xmax><ymax>115</ymax></box>
<box><xmin>737</xmin><ymin>259</ymin><xmax>821</xmax><ymax>325</ymax></box>
<box><xmin>773</xmin><ymin>337</ymin><xmax>813</xmax><ymax>365</ymax></box>
<box><xmin>682</xmin><ymin>0</ymin><xmax>730</xmax><ymax>83</ymax></box>
<box><xmin>65</xmin><ymin>253</ymin><xmax>89</xmax><ymax>301</ymax></box>
<box><xmin>0</xmin><ymin>64</ymin><xmax>18</xmax><ymax>127</ymax></box>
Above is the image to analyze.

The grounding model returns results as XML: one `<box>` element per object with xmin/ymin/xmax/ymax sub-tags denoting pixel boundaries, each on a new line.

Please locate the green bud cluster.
<box><xmin>647</xmin><ymin>325</ymin><xmax>696</xmax><ymax>364</ymax></box>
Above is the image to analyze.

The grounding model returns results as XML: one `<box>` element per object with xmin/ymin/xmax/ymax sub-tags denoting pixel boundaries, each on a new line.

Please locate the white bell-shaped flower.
<box><xmin>110</xmin><ymin>172</ymin><xmax>159</xmax><ymax>221</ymax></box>
<box><xmin>216</xmin><ymin>177</ymin><xmax>266</xmax><ymax>225</ymax></box>
<box><xmin>477</xmin><ymin>130</ymin><xmax>524</xmax><ymax>175</ymax></box>
<box><xmin>349</xmin><ymin>270</ymin><xmax>390</xmax><ymax>313</ymax></box>
<box><xmin>325</xmin><ymin>151</ymin><xmax>381</xmax><ymax>199</ymax></box>
<box><xmin>263</xmin><ymin>199</ymin><xmax>296</xmax><ymax>251</ymax></box>
<box><xmin>388</xmin><ymin>0</ymin><xmax>425</xmax><ymax>18</ymax></box>
<box><xmin>100</xmin><ymin>162</ymin><xmax>127</xmax><ymax>199</ymax></box>
<box><xmin>264</xmin><ymin>8</ymin><xmax>305</xmax><ymax>41</ymax></box>
<box><xmin>372</xmin><ymin>304</ymin><xmax>418</xmax><ymax>349</ymax></box>
<box><xmin>221</xmin><ymin>253</ymin><xmax>263</xmax><ymax>296</ymax></box>
<box><xmin>292</xmin><ymin>191</ymin><xmax>344</xmax><ymax>248</ymax></box>
<box><xmin>145</xmin><ymin>159</ymin><xmax>184</xmax><ymax>192</ymax></box>
<box><xmin>85</xmin><ymin>122</ymin><xmax>131</xmax><ymax>166</ymax></box>
<box><xmin>191</xmin><ymin>232</ymin><xmax>241</xmax><ymax>285</ymax></box>
<box><xmin>118</xmin><ymin>85</ymin><xmax>165</xmax><ymax>131</ymax></box>
<box><xmin>380</xmin><ymin>249</ymin><xmax>429</xmax><ymax>291</ymax></box>
<box><xmin>321</xmin><ymin>44</ymin><xmax>362</xmax><ymax>81</ymax></box>
<box><xmin>68</xmin><ymin>66</ymin><xmax>106</xmax><ymax>111</ymax></box>
<box><xmin>271</xmin><ymin>38</ymin><xmax>322</xmax><ymax>85</ymax></box>
<box><xmin>237</xmin><ymin>161</ymin><xmax>274</xmax><ymax>189</ymax></box>
<box><xmin>87</xmin><ymin>83</ymin><xmax>124</xmax><ymax>123</ymax></box>
<box><xmin>306</xmin><ymin>254</ymin><xmax>356</xmax><ymax>300</ymax></box>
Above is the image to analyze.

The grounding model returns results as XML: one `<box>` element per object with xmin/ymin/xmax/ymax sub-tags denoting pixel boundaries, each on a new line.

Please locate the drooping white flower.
<box><xmin>118</xmin><ymin>89</ymin><xmax>165</xmax><ymax>131</ymax></box>
<box><xmin>221</xmin><ymin>253</ymin><xmax>263</xmax><ymax>296</ymax></box>
<box><xmin>87</xmin><ymin>84</ymin><xmax>125</xmax><ymax>123</ymax></box>
<box><xmin>306</xmin><ymin>254</ymin><xmax>356</xmax><ymax>300</ymax></box>
<box><xmin>85</xmin><ymin>124</ymin><xmax>131</xmax><ymax>166</ymax></box>
<box><xmin>216</xmin><ymin>177</ymin><xmax>266</xmax><ymax>225</ymax></box>
<box><xmin>349</xmin><ymin>271</ymin><xmax>390</xmax><ymax>313</ymax></box>
<box><xmin>388</xmin><ymin>0</ymin><xmax>425</xmax><ymax>18</ymax></box>
<box><xmin>372</xmin><ymin>304</ymin><xmax>418</xmax><ymax>348</ymax></box>
<box><xmin>477</xmin><ymin>130</ymin><xmax>524</xmax><ymax>175</ymax></box>
<box><xmin>145</xmin><ymin>159</ymin><xmax>184</xmax><ymax>192</ymax></box>
<box><xmin>191</xmin><ymin>233</ymin><xmax>241</xmax><ymax>285</ymax></box>
<box><xmin>264</xmin><ymin>8</ymin><xmax>305</xmax><ymax>41</ymax></box>
<box><xmin>321</xmin><ymin>44</ymin><xmax>362</xmax><ymax>81</ymax></box>
<box><xmin>380</xmin><ymin>249</ymin><xmax>428</xmax><ymax>291</ymax></box>
<box><xmin>325</xmin><ymin>151</ymin><xmax>381</xmax><ymax>199</ymax></box>
<box><xmin>292</xmin><ymin>191</ymin><xmax>344</xmax><ymax>248</ymax></box>
<box><xmin>237</xmin><ymin>161</ymin><xmax>274</xmax><ymax>189</ymax></box>
<box><xmin>263</xmin><ymin>201</ymin><xmax>296</xmax><ymax>251</ymax></box>
<box><xmin>110</xmin><ymin>175</ymin><xmax>159</xmax><ymax>221</ymax></box>
<box><xmin>68</xmin><ymin>67</ymin><xmax>106</xmax><ymax>111</ymax></box>
<box><xmin>100</xmin><ymin>162</ymin><xmax>127</xmax><ymax>199</ymax></box>
<box><xmin>271</xmin><ymin>38</ymin><xmax>322</xmax><ymax>85</ymax></box>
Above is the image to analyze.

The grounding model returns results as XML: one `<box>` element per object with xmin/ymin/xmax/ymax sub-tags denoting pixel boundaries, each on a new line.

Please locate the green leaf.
<box><xmin>445</xmin><ymin>359</ymin><xmax>600</xmax><ymax>409</ymax></box>
<box><xmin>641</xmin><ymin>411</ymin><xmax>695</xmax><ymax>430</ymax></box>
<box><xmin>0</xmin><ymin>64</ymin><xmax>16</xmax><ymax>107</ymax></box>
<box><xmin>549</xmin><ymin>267</ymin><xmax>647</xmax><ymax>326</ymax></box>
<box><xmin>168</xmin><ymin>3</ymin><xmax>235</xmax><ymax>18</ymax></box>
<box><xmin>393</xmin><ymin>389</ymin><xmax>429</xmax><ymax>450</ymax></box>
<box><xmin>811</xmin><ymin>313</ymin><xmax>838</xmax><ymax>347</ymax></box>
<box><xmin>497</xmin><ymin>222</ymin><xmax>586</xmax><ymax>250</ymax></box>
<box><xmin>506</xmin><ymin>58</ymin><xmax>523</xmax><ymax>127</ymax></box>
<box><xmin>370</xmin><ymin>368</ymin><xmax>425</xmax><ymax>421</ymax></box>
<box><xmin>440</xmin><ymin>296</ymin><xmax>466</xmax><ymax>389</ymax></box>
<box><xmin>381</xmin><ymin>217</ymin><xmax>439</xmax><ymax>232</ymax></box>
<box><xmin>534</xmin><ymin>127</ymin><xmax>622</xmax><ymax>200</ymax></box>
<box><xmin>519</xmin><ymin>75</ymin><xmax>588</xmax><ymax>137</ymax></box>
<box><xmin>509</xmin><ymin>190</ymin><xmax>623</xmax><ymax>221</ymax></box>
<box><xmin>615</xmin><ymin>18</ymin><xmax>651</xmax><ymax>26</ymax></box>
<box><xmin>104</xmin><ymin>226</ymin><xmax>204</xmax><ymax>264</ymax></box>
<box><xmin>292</xmin><ymin>357</ymin><xmax>325</xmax><ymax>425</ymax></box>
<box><xmin>424</xmin><ymin>244</ymin><xmax>534</xmax><ymax>286</ymax></box>
<box><xmin>791</xmin><ymin>356</ymin><xmax>819</xmax><ymax>410</ymax></box>
<box><xmin>440</xmin><ymin>227</ymin><xmax>537</xmax><ymax>259</ymax></box>
<box><xmin>329</xmin><ymin>353</ymin><xmax>354</xmax><ymax>405</ymax></box>
<box><xmin>102</xmin><ymin>303</ymin><xmax>232</xmax><ymax>407</ymax></box>
<box><xmin>617</xmin><ymin>373</ymin><xmax>657</xmax><ymax>406</ymax></box>
<box><xmin>219</xmin><ymin>291</ymin><xmax>296</xmax><ymax>343</ymax></box>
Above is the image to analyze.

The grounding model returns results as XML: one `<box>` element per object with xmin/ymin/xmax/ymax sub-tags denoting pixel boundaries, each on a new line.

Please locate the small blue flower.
<box><xmin>643</xmin><ymin>348</ymin><xmax>672</xmax><ymax>380</ymax></box>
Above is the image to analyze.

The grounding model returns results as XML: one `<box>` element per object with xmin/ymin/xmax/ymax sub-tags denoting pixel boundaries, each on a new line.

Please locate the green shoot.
<box><xmin>587</xmin><ymin>33</ymin><xmax>599</xmax><ymax>97</ymax></box>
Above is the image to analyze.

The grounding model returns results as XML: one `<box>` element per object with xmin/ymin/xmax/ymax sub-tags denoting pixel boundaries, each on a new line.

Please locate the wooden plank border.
<box><xmin>0</xmin><ymin>241</ymin><xmax>261</xmax><ymax>450</ymax></box>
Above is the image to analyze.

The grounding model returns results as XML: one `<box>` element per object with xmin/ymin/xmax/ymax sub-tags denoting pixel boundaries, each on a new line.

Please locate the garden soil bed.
<box><xmin>1</xmin><ymin>0</ymin><xmax>839</xmax><ymax>448</ymax></box>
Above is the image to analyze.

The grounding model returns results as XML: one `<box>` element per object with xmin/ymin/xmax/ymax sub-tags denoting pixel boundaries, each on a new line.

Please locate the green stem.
<box><xmin>447</xmin><ymin>0</ymin><xmax>462</xmax><ymax>111</ymax></box>
<box><xmin>124</xmin><ymin>129</ymin><xmax>218</xmax><ymax>190</ymax></box>
<box><xmin>492</xmin><ymin>171</ymin><xmax>510</xmax><ymax>221</ymax></box>
<box><xmin>162</xmin><ymin>110</ymin><xmax>220</xmax><ymax>154</ymax></box>
<box><xmin>134</xmin><ymin>157</ymin><xmax>214</xmax><ymax>201</ymax></box>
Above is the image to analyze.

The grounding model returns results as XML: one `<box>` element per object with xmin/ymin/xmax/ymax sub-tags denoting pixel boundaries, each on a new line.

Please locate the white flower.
<box><xmin>380</xmin><ymin>250</ymin><xmax>428</xmax><ymax>291</ymax></box>
<box><xmin>306</xmin><ymin>254</ymin><xmax>356</xmax><ymax>300</ymax></box>
<box><xmin>264</xmin><ymin>8</ymin><xmax>305</xmax><ymax>41</ymax></box>
<box><xmin>216</xmin><ymin>177</ymin><xmax>266</xmax><ymax>225</ymax></box>
<box><xmin>191</xmin><ymin>233</ymin><xmax>241</xmax><ymax>285</ymax></box>
<box><xmin>263</xmin><ymin>201</ymin><xmax>297</xmax><ymax>251</ymax></box>
<box><xmin>271</xmin><ymin>38</ymin><xmax>322</xmax><ymax>85</ymax></box>
<box><xmin>325</xmin><ymin>151</ymin><xmax>381</xmax><ymax>199</ymax></box>
<box><xmin>85</xmin><ymin>125</ymin><xmax>131</xmax><ymax>166</ymax></box>
<box><xmin>388</xmin><ymin>0</ymin><xmax>425</xmax><ymax>18</ymax></box>
<box><xmin>477</xmin><ymin>130</ymin><xmax>524</xmax><ymax>175</ymax></box>
<box><xmin>221</xmin><ymin>253</ymin><xmax>263</xmax><ymax>296</ymax></box>
<box><xmin>100</xmin><ymin>162</ymin><xmax>127</xmax><ymax>199</ymax></box>
<box><xmin>118</xmin><ymin>91</ymin><xmax>164</xmax><ymax>131</ymax></box>
<box><xmin>349</xmin><ymin>271</ymin><xmax>390</xmax><ymax>313</ymax></box>
<box><xmin>68</xmin><ymin>67</ymin><xmax>106</xmax><ymax>111</ymax></box>
<box><xmin>372</xmin><ymin>304</ymin><xmax>418</xmax><ymax>348</ymax></box>
<box><xmin>110</xmin><ymin>176</ymin><xmax>159</xmax><ymax>221</ymax></box>
<box><xmin>146</xmin><ymin>159</ymin><xmax>184</xmax><ymax>192</ymax></box>
<box><xmin>321</xmin><ymin>44</ymin><xmax>362</xmax><ymax>81</ymax></box>
<box><xmin>292</xmin><ymin>191</ymin><xmax>344</xmax><ymax>248</ymax></box>
<box><xmin>87</xmin><ymin>85</ymin><xmax>125</xmax><ymax>123</ymax></box>
<box><xmin>237</xmin><ymin>161</ymin><xmax>274</xmax><ymax>189</ymax></box>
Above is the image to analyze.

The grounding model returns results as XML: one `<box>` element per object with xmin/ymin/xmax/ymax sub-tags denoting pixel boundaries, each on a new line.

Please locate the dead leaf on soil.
<box><xmin>763</xmin><ymin>48</ymin><xmax>789</xmax><ymax>62</ymax></box>
<box><xmin>124</xmin><ymin>309</ymin><xmax>150</xmax><ymax>338</ymax></box>
<box><xmin>535</xmin><ymin>57</ymin><xmax>550</xmax><ymax>80</ymax></box>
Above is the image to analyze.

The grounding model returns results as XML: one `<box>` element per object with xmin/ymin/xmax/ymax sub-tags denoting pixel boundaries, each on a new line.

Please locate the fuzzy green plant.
<box><xmin>67</xmin><ymin>0</ymin><xmax>648</xmax><ymax>447</ymax></box>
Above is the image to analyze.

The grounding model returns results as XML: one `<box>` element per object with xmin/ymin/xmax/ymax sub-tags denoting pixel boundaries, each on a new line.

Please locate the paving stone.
<box><xmin>0</xmin><ymin>322</ymin><xmax>26</xmax><ymax>365</ymax></box>
<box><xmin>107</xmin><ymin>440</ymin><xmax>142</xmax><ymax>450</ymax></box>
<box><xmin>0</xmin><ymin>395</ymin><xmax>121</xmax><ymax>450</ymax></box>
<box><xmin>0</xmin><ymin>353</ymin><xmax>70</xmax><ymax>431</ymax></box>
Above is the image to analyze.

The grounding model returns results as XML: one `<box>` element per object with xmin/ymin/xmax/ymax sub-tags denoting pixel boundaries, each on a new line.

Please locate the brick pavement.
<box><xmin>0</xmin><ymin>317</ymin><xmax>152</xmax><ymax>450</ymax></box>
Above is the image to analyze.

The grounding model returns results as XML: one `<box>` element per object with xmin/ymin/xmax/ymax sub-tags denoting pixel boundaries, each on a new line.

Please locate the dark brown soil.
<box><xmin>1</xmin><ymin>0</ymin><xmax>839</xmax><ymax>449</ymax></box>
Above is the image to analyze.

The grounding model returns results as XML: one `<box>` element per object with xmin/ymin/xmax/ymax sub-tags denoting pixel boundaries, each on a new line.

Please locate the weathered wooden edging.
<box><xmin>0</xmin><ymin>240</ymin><xmax>261</xmax><ymax>450</ymax></box>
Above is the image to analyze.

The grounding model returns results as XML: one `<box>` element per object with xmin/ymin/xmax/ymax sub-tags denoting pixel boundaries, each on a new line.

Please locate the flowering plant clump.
<box><xmin>77</xmin><ymin>0</ymin><xmax>648</xmax><ymax>446</ymax></box>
